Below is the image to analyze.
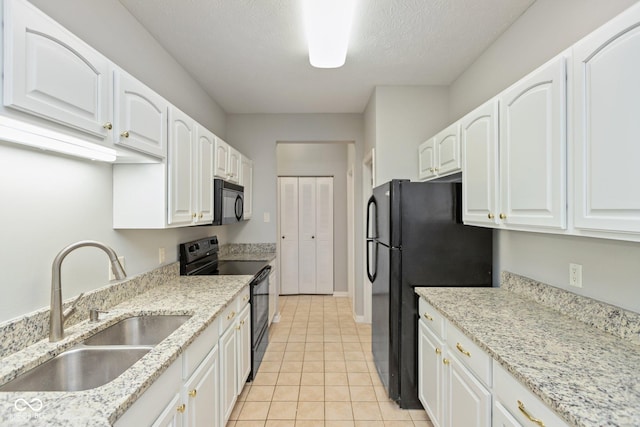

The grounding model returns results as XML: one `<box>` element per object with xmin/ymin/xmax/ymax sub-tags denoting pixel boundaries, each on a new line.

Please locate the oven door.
<box><xmin>249</xmin><ymin>265</ymin><xmax>271</xmax><ymax>380</ymax></box>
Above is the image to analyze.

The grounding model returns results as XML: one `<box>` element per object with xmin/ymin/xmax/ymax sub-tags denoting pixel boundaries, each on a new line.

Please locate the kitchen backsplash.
<box><xmin>502</xmin><ymin>271</ymin><xmax>640</xmax><ymax>344</ymax></box>
<box><xmin>0</xmin><ymin>263</ymin><xmax>179</xmax><ymax>359</ymax></box>
<box><xmin>219</xmin><ymin>243</ymin><xmax>276</xmax><ymax>255</ymax></box>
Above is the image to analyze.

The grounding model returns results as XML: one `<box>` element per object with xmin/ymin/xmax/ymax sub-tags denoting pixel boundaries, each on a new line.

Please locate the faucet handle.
<box><xmin>89</xmin><ymin>308</ymin><xmax>109</xmax><ymax>322</ymax></box>
<box><xmin>62</xmin><ymin>292</ymin><xmax>84</xmax><ymax>322</ymax></box>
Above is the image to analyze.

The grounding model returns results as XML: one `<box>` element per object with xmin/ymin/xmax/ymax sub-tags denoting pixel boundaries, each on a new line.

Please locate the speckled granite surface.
<box><xmin>219</xmin><ymin>243</ymin><xmax>276</xmax><ymax>256</ymax></box>
<box><xmin>0</xmin><ymin>269</ymin><xmax>252</xmax><ymax>426</ymax></box>
<box><xmin>415</xmin><ymin>273</ymin><xmax>640</xmax><ymax>427</ymax></box>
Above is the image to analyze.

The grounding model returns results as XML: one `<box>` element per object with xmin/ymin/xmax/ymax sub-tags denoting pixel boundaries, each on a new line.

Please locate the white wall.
<box><xmin>277</xmin><ymin>143</ymin><xmax>350</xmax><ymax>293</ymax></box>
<box><xmin>0</xmin><ymin>0</ymin><xmax>229</xmax><ymax>323</ymax></box>
<box><xmin>225</xmin><ymin>114</ymin><xmax>366</xmax><ymax>314</ymax></box>
<box><xmin>449</xmin><ymin>0</ymin><xmax>640</xmax><ymax>313</ymax></box>
<box><xmin>365</xmin><ymin>86</ymin><xmax>450</xmax><ymax>184</ymax></box>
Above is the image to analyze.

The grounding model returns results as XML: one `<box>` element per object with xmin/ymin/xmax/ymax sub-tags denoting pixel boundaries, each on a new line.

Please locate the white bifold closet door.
<box><xmin>279</xmin><ymin>177</ymin><xmax>334</xmax><ymax>295</ymax></box>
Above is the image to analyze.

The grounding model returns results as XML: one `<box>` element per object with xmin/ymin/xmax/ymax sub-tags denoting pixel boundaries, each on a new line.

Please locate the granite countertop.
<box><xmin>415</xmin><ymin>284</ymin><xmax>640</xmax><ymax>427</ymax></box>
<box><xmin>0</xmin><ymin>274</ymin><xmax>253</xmax><ymax>426</ymax></box>
<box><xmin>219</xmin><ymin>252</ymin><xmax>276</xmax><ymax>262</ymax></box>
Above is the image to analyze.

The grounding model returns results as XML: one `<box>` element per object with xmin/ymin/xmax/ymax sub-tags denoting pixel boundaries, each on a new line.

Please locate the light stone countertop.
<box><xmin>0</xmin><ymin>274</ymin><xmax>253</xmax><ymax>426</ymax></box>
<box><xmin>414</xmin><ymin>285</ymin><xmax>640</xmax><ymax>427</ymax></box>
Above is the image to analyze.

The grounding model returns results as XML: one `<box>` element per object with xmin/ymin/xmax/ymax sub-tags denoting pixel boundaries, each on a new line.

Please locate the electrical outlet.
<box><xmin>108</xmin><ymin>256</ymin><xmax>125</xmax><ymax>281</ymax></box>
<box><xmin>264</xmin><ymin>212</ymin><xmax>270</xmax><ymax>223</ymax></box>
<box><xmin>569</xmin><ymin>263</ymin><xmax>582</xmax><ymax>288</ymax></box>
<box><xmin>159</xmin><ymin>247</ymin><xmax>166</xmax><ymax>264</ymax></box>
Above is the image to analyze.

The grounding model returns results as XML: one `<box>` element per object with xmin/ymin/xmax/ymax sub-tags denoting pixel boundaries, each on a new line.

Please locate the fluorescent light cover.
<box><xmin>0</xmin><ymin>116</ymin><xmax>116</xmax><ymax>162</ymax></box>
<box><xmin>303</xmin><ymin>0</ymin><xmax>356</xmax><ymax>68</ymax></box>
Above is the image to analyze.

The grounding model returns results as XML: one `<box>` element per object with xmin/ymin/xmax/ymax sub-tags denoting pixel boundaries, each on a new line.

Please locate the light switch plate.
<box><xmin>264</xmin><ymin>212</ymin><xmax>270</xmax><ymax>223</ymax></box>
<box><xmin>159</xmin><ymin>247</ymin><xmax>166</xmax><ymax>264</ymax></box>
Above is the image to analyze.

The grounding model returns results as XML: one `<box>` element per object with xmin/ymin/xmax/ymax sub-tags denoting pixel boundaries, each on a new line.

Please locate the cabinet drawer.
<box><xmin>219</xmin><ymin>301</ymin><xmax>239</xmax><ymax>334</ymax></box>
<box><xmin>183</xmin><ymin>317</ymin><xmax>219</xmax><ymax>379</ymax></box>
<box><xmin>494</xmin><ymin>362</ymin><xmax>569</xmax><ymax>427</ymax></box>
<box><xmin>236</xmin><ymin>287</ymin><xmax>250</xmax><ymax>311</ymax></box>
<box><xmin>418</xmin><ymin>297</ymin><xmax>446</xmax><ymax>339</ymax></box>
<box><xmin>446</xmin><ymin>323</ymin><xmax>491</xmax><ymax>386</ymax></box>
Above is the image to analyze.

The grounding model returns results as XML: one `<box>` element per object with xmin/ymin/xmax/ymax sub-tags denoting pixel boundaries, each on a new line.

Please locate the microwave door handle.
<box><xmin>235</xmin><ymin>195</ymin><xmax>243</xmax><ymax>220</ymax></box>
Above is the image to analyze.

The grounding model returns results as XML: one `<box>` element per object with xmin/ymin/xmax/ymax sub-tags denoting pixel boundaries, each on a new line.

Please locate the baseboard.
<box><xmin>332</xmin><ymin>291</ymin><xmax>349</xmax><ymax>297</ymax></box>
<box><xmin>272</xmin><ymin>313</ymin><xmax>281</xmax><ymax>323</ymax></box>
<box><xmin>354</xmin><ymin>314</ymin><xmax>366</xmax><ymax>323</ymax></box>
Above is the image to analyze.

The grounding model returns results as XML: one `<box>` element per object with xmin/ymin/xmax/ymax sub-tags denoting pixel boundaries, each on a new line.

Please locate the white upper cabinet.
<box><xmin>572</xmin><ymin>2</ymin><xmax>640</xmax><ymax>234</ymax></box>
<box><xmin>418</xmin><ymin>137</ymin><xmax>437</xmax><ymax>180</ymax></box>
<box><xmin>114</xmin><ymin>68</ymin><xmax>168</xmax><ymax>159</ymax></box>
<box><xmin>168</xmin><ymin>107</ymin><xmax>196</xmax><ymax>226</ymax></box>
<box><xmin>239</xmin><ymin>155</ymin><xmax>253</xmax><ymax>220</ymax></box>
<box><xmin>227</xmin><ymin>146</ymin><xmax>241</xmax><ymax>183</ymax></box>
<box><xmin>498</xmin><ymin>53</ymin><xmax>567</xmax><ymax>230</ymax></box>
<box><xmin>214</xmin><ymin>138</ymin><xmax>230</xmax><ymax>179</ymax></box>
<box><xmin>418</xmin><ymin>123</ymin><xmax>461</xmax><ymax>181</ymax></box>
<box><xmin>3</xmin><ymin>0</ymin><xmax>110</xmax><ymax>139</ymax></box>
<box><xmin>195</xmin><ymin>126</ymin><xmax>215</xmax><ymax>224</ymax></box>
<box><xmin>461</xmin><ymin>99</ymin><xmax>499</xmax><ymax>227</ymax></box>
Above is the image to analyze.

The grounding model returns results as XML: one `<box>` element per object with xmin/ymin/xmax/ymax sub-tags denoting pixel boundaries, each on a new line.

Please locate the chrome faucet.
<box><xmin>50</xmin><ymin>240</ymin><xmax>126</xmax><ymax>342</ymax></box>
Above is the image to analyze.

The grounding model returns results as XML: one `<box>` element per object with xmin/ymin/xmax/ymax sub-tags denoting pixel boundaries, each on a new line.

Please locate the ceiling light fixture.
<box><xmin>303</xmin><ymin>0</ymin><xmax>357</xmax><ymax>69</ymax></box>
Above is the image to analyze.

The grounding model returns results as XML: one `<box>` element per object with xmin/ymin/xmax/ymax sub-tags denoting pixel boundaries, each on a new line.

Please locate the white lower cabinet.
<box><xmin>418</xmin><ymin>297</ymin><xmax>566</xmax><ymax>427</ymax></box>
<box><xmin>219</xmin><ymin>290</ymin><xmax>251</xmax><ymax>427</ymax></box>
<box><xmin>117</xmin><ymin>289</ymin><xmax>251</xmax><ymax>427</ymax></box>
<box><xmin>446</xmin><ymin>354</ymin><xmax>491</xmax><ymax>427</ymax></box>
<box><xmin>418</xmin><ymin>319</ymin><xmax>444</xmax><ymax>427</ymax></box>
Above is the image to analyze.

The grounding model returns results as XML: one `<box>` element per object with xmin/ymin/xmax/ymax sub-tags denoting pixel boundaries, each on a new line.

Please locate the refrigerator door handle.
<box><xmin>366</xmin><ymin>195</ymin><xmax>378</xmax><ymax>282</ymax></box>
<box><xmin>366</xmin><ymin>195</ymin><xmax>377</xmax><ymax>240</ymax></box>
<box><xmin>366</xmin><ymin>240</ymin><xmax>377</xmax><ymax>282</ymax></box>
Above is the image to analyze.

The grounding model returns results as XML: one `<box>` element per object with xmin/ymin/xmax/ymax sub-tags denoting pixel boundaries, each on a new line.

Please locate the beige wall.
<box><xmin>225</xmin><ymin>114</ymin><xmax>366</xmax><ymax>314</ymax></box>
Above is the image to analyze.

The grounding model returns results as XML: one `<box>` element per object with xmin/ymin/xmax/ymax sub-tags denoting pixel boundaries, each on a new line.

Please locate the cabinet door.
<box><xmin>418</xmin><ymin>320</ymin><xmax>444</xmax><ymax>427</ymax></box>
<box><xmin>461</xmin><ymin>100</ymin><xmax>500</xmax><ymax>226</ymax></box>
<box><xmin>446</xmin><ymin>355</ymin><xmax>491</xmax><ymax>427</ymax></box>
<box><xmin>3</xmin><ymin>0</ymin><xmax>110</xmax><ymax>139</ymax></box>
<box><xmin>236</xmin><ymin>305</ymin><xmax>252</xmax><ymax>391</ymax></box>
<box><xmin>279</xmin><ymin>178</ymin><xmax>299</xmax><ymax>295</ymax></box>
<box><xmin>184</xmin><ymin>346</ymin><xmax>219</xmax><ymax>427</ymax></box>
<box><xmin>195</xmin><ymin>126</ymin><xmax>214</xmax><ymax>224</ymax></box>
<box><xmin>436</xmin><ymin>123</ymin><xmax>461</xmax><ymax>176</ymax></box>
<box><xmin>240</xmin><ymin>156</ymin><xmax>253</xmax><ymax>219</ymax></box>
<box><xmin>114</xmin><ymin>69</ymin><xmax>168</xmax><ymax>158</ymax></box>
<box><xmin>228</xmin><ymin>146</ymin><xmax>241</xmax><ymax>183</ymax></box>
<box><xmin>418</xmin><ymin>138</ymin><xmax>437</xmax><ymax>180</ymax></box>
<box><xmin>298</xmin><ymin>177</ymin><xmax>317</xmax><ymax>294</ymax></box>
<box><xmin>499</xmin><ymin>55</ymin><xmax>567</xmax><ymax>230</ymax></box>
<box><xmin>493</xmin><ymin>400</ymin><xmax>523</xmax><ymax>427</ymax></box>
<box><xmin>214</xmin><ymin>138</ymin><xmax>229</xmax><ymax>179</ymax></box>
<box><xmin>315</xmin><ymin>177</ymin><xmax>334</xmax><ymax>294</ymax></box>
<box><xmin>219</xmin><ymin>326</ymin><xmax>237</xmax><ymax>426</ymax></box>
<box><xmin>573</xmin><ymin>3</ymin><xmax>640</xmax><ymax>233</ymax></box>
<box><xmin>168</xmin><ymin>108</ymin><xmax>195</xmax><ymax>225</ymax></box>
<box><xmin>151</xmin><ymin>392</ymin><xmax>183</xmax><ymax>427</ymax></box>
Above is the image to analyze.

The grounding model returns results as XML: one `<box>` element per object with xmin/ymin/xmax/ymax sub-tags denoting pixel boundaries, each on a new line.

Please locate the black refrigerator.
<box><xmin>366</xmin><ymin>179</ymin><xmax>492</xmax><ymax>409</ymax></box>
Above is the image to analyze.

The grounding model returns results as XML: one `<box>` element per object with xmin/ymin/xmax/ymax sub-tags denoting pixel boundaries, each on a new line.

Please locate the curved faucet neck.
<box><xmin>49</xmin><ymin>240</ymin><xmax>126</xmax><ymax>342</ymax></box>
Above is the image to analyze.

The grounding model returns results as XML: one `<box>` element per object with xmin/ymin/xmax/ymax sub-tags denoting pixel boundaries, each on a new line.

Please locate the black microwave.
<box><xmin>213</xmin><ymin>178</ymin><xmax>245</xmax><ymax>225</ymax></box>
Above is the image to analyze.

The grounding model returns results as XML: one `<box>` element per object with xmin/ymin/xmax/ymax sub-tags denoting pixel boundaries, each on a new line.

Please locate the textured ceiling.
<box><xmin>118</xmin><ymin>0</ymin><xmax>535</xmax><ymax>114</ymax></box>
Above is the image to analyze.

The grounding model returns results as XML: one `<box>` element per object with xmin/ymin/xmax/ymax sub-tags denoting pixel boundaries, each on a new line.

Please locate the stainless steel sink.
<box><xmin>0</xmin><ymin>347</ymin><xmax>150</xmax><ymax>392</ymax></box>
<box><xmin>83</xmin><ymin>315</ymin><xmax>191</xmax><ymax>346</ymax></box>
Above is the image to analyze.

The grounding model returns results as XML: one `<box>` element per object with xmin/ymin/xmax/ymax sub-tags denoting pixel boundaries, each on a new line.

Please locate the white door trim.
<box><xmin>362</xmin><ymin>149</ymin><xmax>375</xmax><ymax>324</ymax></box>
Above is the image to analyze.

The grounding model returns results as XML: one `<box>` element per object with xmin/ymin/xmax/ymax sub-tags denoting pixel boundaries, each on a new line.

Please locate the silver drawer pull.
<box><xmin>518</xmin><ymin>400</ymin><xmax>545</xmax><ymax>427</ymax></box>
<box><xmin>227</xmin><ymin>311</ymin><xmax>236</xmax><ymax>320</ymax></box>
<box><xmin>423</xmin><ymin>312</ymin><xmax>433</xmax><ymax>321</ymax></box>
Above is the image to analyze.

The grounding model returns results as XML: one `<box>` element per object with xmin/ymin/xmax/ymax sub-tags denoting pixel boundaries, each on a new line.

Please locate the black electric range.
<box><xmin>178</xmin><ymin>236</ymin><xmax>271</xmax><ymax>381</ymax></box>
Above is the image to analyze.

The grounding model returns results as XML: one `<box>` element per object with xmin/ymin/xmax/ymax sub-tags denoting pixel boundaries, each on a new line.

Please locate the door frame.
<box><xmin>347</xmin><ymin>166</ymin><xmax>355</xmax><ymax>313</ymax></box>
<box><xmin>362</xmin><ymin>149</ymin><xmax>375</xmax><ymax>324</ymax></box>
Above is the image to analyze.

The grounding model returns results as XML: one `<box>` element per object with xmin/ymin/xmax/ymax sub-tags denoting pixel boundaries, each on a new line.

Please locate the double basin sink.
<box><xmin>0</xmin><ymin>314</ymin><xmax>191</xmax><ymax>392</ymax></box>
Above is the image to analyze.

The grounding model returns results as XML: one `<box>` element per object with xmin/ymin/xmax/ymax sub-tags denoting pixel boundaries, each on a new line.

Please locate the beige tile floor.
<box><xmin>226</xmin><ymin>295</ymin><xmax>434</xmax><ymax>427</ymax></box>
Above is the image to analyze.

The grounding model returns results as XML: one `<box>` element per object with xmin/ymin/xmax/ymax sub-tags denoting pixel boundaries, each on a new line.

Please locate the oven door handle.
<box><xmin>253</xmin><ymin>265</ymin><xmax>272</xmax><ymax>283</ymax></box>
